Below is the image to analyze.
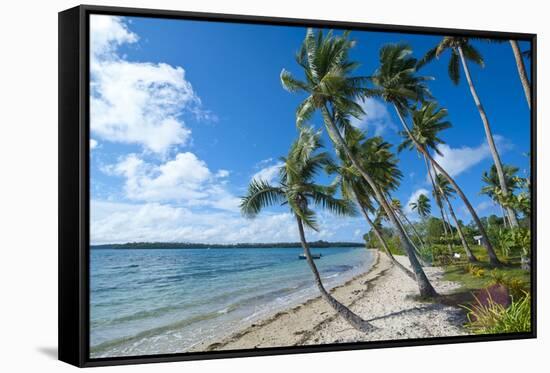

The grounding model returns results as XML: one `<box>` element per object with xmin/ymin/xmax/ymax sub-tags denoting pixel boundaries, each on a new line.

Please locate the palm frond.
<box><xmin>240</xmin><ymin>180</ymin><xmax>286</xmax><ymax>218</ymax></box>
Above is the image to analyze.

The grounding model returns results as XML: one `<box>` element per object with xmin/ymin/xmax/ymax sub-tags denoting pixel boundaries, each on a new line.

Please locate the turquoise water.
<box><xmin>90</xmin><ymin>247</ymin><xmax>374</xmax><ymax>357</ymax></box>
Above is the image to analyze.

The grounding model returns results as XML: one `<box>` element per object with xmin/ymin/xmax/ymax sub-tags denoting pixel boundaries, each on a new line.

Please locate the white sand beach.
<box><xmin>192</xmin><ymin>250</ymin><xmax>468</xmax><ymax>352</ymax></box>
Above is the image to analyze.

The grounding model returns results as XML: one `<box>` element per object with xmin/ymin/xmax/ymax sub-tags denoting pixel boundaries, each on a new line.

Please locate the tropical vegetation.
<box><xmin>239</xmin><ymin>28</ymin><xmax>532</xmax><ymax>336</ymax></box>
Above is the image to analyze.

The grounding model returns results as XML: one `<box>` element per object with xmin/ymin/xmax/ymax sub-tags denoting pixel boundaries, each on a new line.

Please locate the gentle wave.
<box><xmin>90</xmin><ymin>247</ymin><xmax>374</xmax><ymax>357</ymax></box>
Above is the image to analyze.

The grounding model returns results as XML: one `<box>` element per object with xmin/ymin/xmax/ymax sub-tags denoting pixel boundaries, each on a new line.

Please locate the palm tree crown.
<box><xmin>417</xmin><ymin>37</ymin><xmax>484</xmax><ymax>84</ymax></box>
<box><xmin>240</xmin><ymin>126</ymin><xmax>356</xmax><ymax>230</ymax></box>
<box><xmin>370</xmin><ymin>43</ymin><xmax>432</xmax><ymax>113</ymax></box>
<box><xmin>398</xmin><ymin>101</ymin><xmax>452</xmax><ymax>155</ymax></box>
<box><xmin>280</xmin><ymin>29</ymin><xmax>370</xmax><ymax>127</ymax></box>
<box><xmin>481</xmin><ymin>164</ymin><xmax>521</xmax><ymax>202</ymax></box>
<box><xmin>410</xmin><ymin>194</ymin><xmax>431</xmax><ymax>218</ymax></box>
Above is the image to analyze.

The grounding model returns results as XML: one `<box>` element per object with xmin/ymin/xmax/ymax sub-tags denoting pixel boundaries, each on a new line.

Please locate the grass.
<box><xmin>443</xmin><ymin>262</ymin><xmax>530</xmax><ymax>293</ymax></box>
<box><xmin>463</xmin><ymin>292</ymin><xmax>531</xmax><ymax>334</ymax></box>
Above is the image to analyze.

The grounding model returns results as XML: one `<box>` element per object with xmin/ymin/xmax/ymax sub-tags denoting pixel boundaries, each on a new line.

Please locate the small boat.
<box><xmin>299</xmin><ymin>253</ymin><xmax>322</xmax><ymax>260</ymax></box>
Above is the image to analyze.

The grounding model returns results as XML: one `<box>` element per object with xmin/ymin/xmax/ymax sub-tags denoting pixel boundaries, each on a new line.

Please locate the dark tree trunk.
<box><xmin>296</xmin><ymin>216</ymin><xmax>374</xmax><ymax>332</ymax></box>
<box><xmin>321</xmin><ymin>105</ymin><xmax>437</xmax><ymax>297</ymax></box>
<box><xmin>353</xmin><ymin>191</ymin><xmax>416</xmax><ymax>280</ymax></box>
<box><xmin>424</xmin><ymin>155</ymin><xmax>454</xmax><ymax>253</ymax></box>
<box><xmin>509</xmin><ymin>40</ymin><xmax>531</xmax><ymax>109</ymax></box>
<box><xmin>398</xmin><ymin>210</ymin><xmax>428</xmax><ymax>256</ymax></box>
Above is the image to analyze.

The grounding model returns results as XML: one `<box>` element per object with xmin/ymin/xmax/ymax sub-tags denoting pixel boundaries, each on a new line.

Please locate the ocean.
<box><xmin>89</xmin><ymin>246</ymin><xmax>374</xmax><ymax>358</ymax></box>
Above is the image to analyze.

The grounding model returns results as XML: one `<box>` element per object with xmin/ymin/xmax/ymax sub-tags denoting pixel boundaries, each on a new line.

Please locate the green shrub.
<box><xmin>463</xmin><ymin>292</ymin><xmax>531</xmax><ymax>334</ymax></box>
<box><xmin>464</xmin><ymin>264</ymin><xmax>485</xmax><ymax>277</ymax></box>
<box><xmin>489</xmin><ymin>270</ymin><xmax>529</xmax><ymax>299</ymax></box>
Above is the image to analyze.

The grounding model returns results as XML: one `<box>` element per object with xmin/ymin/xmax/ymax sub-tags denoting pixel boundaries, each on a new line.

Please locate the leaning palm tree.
<box><xmin>410</xmin><ymin>194</ymin><xmax>431</xmax><ymax>221</ymax></box>
<box><xmin>485</xmin><ymin>39</ymin><xmax>531</xmax><ymax>108</ymax></box>
<box><xmin>372</xmin><ymin>44</ymin><xmax>500</xmax><ymax>264</ymax></box>
<box><xmin>435</xmin><ymin>174</ymin><xmax>478</xmax><ymax>263</ymax></box>
<box><xmin>481</xmin><ymin>164</ymin><xmax>521</xmax><ymax>227</ymax></box>
<box><xmin>417</xmin><ymin>37</ymin><xmax>520</xmax><ymax>228</ymax></box>
<box><xmin>328</xmin><ymin>128</ymin><xmax>415</xmax><ymax>280</ymax></box>
<box><xmin>240</xmin><ymin>127</ymin><xmax>373</xmax><ymax>332</ymax></box>
<box><xmin>387</xmin><ymin>199</ymin><xmax>430</xmax><ymax>266</ymax></box>
<box><xmin>427</xmin><ymin>157</ymin><xmax>454</xmax><ymax>252</ymax></box>
<box><xmin>509</xmin><ymin>40</ymin><xmax>531</xmax><ymax>109</ymax></box>
<box><xmin>280</xmin><ymin>29</ymin><xmax>437</xmax><ymax>297</ymax></box>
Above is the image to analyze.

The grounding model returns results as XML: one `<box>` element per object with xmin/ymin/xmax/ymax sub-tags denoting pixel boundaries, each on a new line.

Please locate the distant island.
<box><xmin>91</xmin><ymin>240</ymin><xmax>365</xmax><ymax>250</ymax></box>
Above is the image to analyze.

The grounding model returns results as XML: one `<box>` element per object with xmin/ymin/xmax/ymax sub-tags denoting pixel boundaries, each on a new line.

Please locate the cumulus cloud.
<box><xmin>432</xmin><ymin>135</ymin><xmax>513</xmax><ymax>178</ymax></box>
<box><xmin>106</xmin><ymin>152</ymin><xmax>240</xmax><ymax>211</ymax></box>
<box><xmin>90</xmin><ymin>15</ymin><xmax>208</xmax><ymax>154</ymax></box>
<box><xmin>90</xmin><ymin>200</ymin><xmax>360</xmax><ymax>245</ymax></box>
<box><xmin>90</xmin><ymin>139</ymin><xmax>98</xmax><ymax>150</ymax></box>
<box><xmin>251</xmin><ymin>161</ymin><xmax>284</xmax><ymax>184</ymax></box>
<box><xmin>350</xmin><ymin>98</ymin><xmax>397</xmax><ymax>136</ymax></box>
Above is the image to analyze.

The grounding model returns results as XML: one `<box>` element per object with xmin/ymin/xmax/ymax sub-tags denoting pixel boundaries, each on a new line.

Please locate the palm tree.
<box><xmin>487</xmin><ymin>39</ymin><xmax>531</xmax><ymax>109</ymax></box>
<box><xmin>240</xmin><ymin>127</ymin><xmax>373</xmax><ymax>332</ymax></box>
<box><xmin>417</xmin><ymin>37</ymin><xmax>520</xmax><ymax>228</ymax></box>
<box><xmin>509</xmin><ymin>40</ymin><xmax>531</xmax><ymax>109</ymax></box>
<box><xmin>280</xmin><ymin>29</ymin><xmax>437</xmax><ymax>297</ymax></box>
<box><xmin>372</xmin><ymin>44</ymin><xmax>500</xmax><ymax>265</ymax></box>
<box><xmin>410</xmin><ymin>194</ymin><xmax>431</xmax><ymax>220</ymax></box>
<box><xmin>387</xmin><ymin>199</ymin><xmax>430</xmax><ymax>266</ymax></box>
<box><xmin>481</xmin><ymin>164</ymin><xmax>521</xmax><ymax>227</ymax></box>
<box><xmin>425</xmin><ymin>155</ymin><xmax>453</xmax><ymax>252</ymax></box>
<box><xmin>328</xmin><ymin>128</ymin><xmax>415</xmax><ymax>280</ymax></box>
<box><xmin>435</xmin><ymin>174</ymin><xmax>479</xmax><ymax>262</ymax></box>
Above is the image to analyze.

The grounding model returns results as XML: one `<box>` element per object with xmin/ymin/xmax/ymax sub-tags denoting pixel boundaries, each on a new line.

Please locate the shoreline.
<box><xmin>191</xmin><ymin>250</ymin><xmax>468</xmax><ymax>352</ymax></box>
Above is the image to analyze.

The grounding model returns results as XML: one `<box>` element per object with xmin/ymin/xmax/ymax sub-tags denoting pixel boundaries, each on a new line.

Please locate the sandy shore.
<box><xmin>191</xmin><ymin>250</ymin><xmax>468</xmax><ymax>352</ymax></box>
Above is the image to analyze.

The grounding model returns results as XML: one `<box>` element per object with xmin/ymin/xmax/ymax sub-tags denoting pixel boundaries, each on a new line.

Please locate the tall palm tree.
<box><xmin>240</xmin><ymin>127</ymin><xmax>373</xmax><ymax>332</ymax></box>
<box><xmin>481</xmin><ymin>164</ymin><xmax>521</xmax><ymax>227</ymax></box>
<box><xmin>417</xmin><ymin>37</ymin><xmax>520</xmax><ymax>228</ymax></box>
<box><xmin>280</xmin><ymin>29</ymin><xmax>437</xmax><ymax>297</ymax></box>
<box><xmin>509</xmin><ymin>40</ymin><xmax>531</xmax><ymax>109</ymax></box>
<box><xmin>435</xmin><ymin>174</ymin><xmax>479</xmax><ymax>262</ymax></box>
<box><xmin>328</xmin><ymin>128</ymin><xmax>415</xmax><ymax>280</ymax></box>
<box><xmin>372</xmin><ymin>44</ymin><xmax>500</xmax><ymax>264</ymax></box>
<box><xmin>410</xmin><ymin>194</ymin><xmax>431</xmax><ymax>220</ymax></box>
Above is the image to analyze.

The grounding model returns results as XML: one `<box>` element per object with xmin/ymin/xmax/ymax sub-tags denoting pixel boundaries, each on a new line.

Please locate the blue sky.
<box><xmin>89</xmin><ymin>15</ymin><xmax>531</xmax><ymax>245</ymax></box>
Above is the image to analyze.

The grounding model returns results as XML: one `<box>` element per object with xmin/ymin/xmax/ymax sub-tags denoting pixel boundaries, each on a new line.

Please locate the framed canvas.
<box><xmin>58</xmin><ymin>4</ymin><xmax>537</xmax><ymax>367</ymax></box>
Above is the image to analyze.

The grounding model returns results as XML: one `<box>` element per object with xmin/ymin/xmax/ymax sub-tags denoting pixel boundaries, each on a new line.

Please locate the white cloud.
<box><xmin>107</xmin><ymin>152</ymin><xmax>239</xmax><ymax>211</ymax></box>
<box><xmin>404</xmin><ymin>188</ymin><xmax>430</xmax><ymax>217</ymax></box>
<box><xmin>90</xmin><ymin>15</ymin><xmax>208</xmax><ymax>154</ymax></box>
<box><xmin>350</xmin><ymin>98</ymin><xmax>397</xmax><ymax>136</ymax></box>
<box><xmin>432</xmin><ymin>135</ymin><xmax>512</xmax><ymax>178</ymax></box>
<box><xmin>90</xmin><ymin>139</ymin><xmax>98</xmax><ymax>150</ymax></box>
<box><xmin>90</xmin><ymin>15</ymin><xmax>138</xmax><ymax>60</ymax></box>
<box><xmin>90</xmin><ymin>200</ymin><xmax>360</xmax><ymax>245</ymax></box>
<box><xmin>251</xmin><ymin>161</ymin><xmax>284</xmax><ymax>184</ymax></box>
<box><xmin>216</xmin><ymin>169</ymin><xmax>230</xmax><ymax>178</ymax></box>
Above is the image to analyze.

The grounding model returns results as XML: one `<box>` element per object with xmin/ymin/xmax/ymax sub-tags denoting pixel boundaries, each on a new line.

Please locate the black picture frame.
<box><xmin>58</xmin><ymin>4</ymin><xmax>537</xmax><ymax>368</ymax></box>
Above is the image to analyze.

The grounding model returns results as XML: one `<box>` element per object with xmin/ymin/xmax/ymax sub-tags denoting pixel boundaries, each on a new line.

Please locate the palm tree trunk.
<box><xmin>395</xmin><ymin>210</ymin><xmax>430</xmax><ymax>267</ymax></box>
<box><xmin>393</xmin><ymin>105</ymin><xmax>502</xmax><ymax>266</ymax></box>
<box><xmin>509</xmin><ymin>40</ymin><xmax>531</xmax><ymax>109</ymax></box>
<box><xmin>321</xmin><ymin>105</ymin><xmax>437</xmax><ymax>297</ymax></box>
<box><xmin>457</xmin><ymin>46</ymin><xmax>520</xmax><ymax>229</ymax></box>
<box><xmin>296</xmin><ymin>216</ymin><xmax>373</xmax><ymax>332</ymax></box>
<box><xmin>499</xmin><ymin>203</ymin><xmax>510</xmax><ymax>228</ymax></box>
<box><xmin>353</xmin><ymin>191</ymin><xmax>416</xmax><ymax>280</ymax></box>
<box><xmin>443</xmin><ymin>194</ymin><xmax>478</xmax><ymax>262</ymax></box>
<box><xmin>398</xmin><ymin>208</ymin><xmax>427</xmax><ymax>251</ymax></box>
<box><xmin>424</xmin><ymin>154</ymin><xmax>453</xmax><ymax>253</ymax></box>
